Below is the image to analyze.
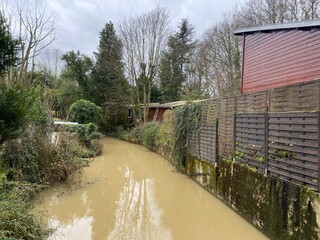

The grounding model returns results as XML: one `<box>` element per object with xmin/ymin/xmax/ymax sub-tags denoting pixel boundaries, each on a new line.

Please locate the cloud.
<box><xmin>11</xmin><ymin>0</ymin><xmax>247</xmax><ymax>56</ymax></box>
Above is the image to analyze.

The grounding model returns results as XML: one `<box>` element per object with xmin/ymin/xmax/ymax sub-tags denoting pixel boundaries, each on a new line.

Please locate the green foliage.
<box><xmin>56</xmin><ymin>75</ymin><xmax>82</xmax><ymax>118</ymax></box>
<box><xmin>0</xmin><ymin>84</ymin><xmax>49</xmax><ymax>144</ymax></box>
<box><xmin>61</xmin><ymin>50</ymin><xmax>93</xmax><ymax>98</ymax></box>
<box><xmin>90</xmin><ymin>22</ymin><xmax>130</xmax><ymax>132</ymax></box>
<box><xmin>160</xmin><ymin>19</ymin><xmax>197</xmax><ymax>102</ymax></box>
<box><xmin>173</xmin><ymin>103</ymin><xmax>202</xmax><ymax>170</ymax></box>
<box><xmin>0</xmin><ymin>182</ymin><xmax>48</xmax><ymax>239</ymax></box>
<box><xmin>140</xmin><ymin>122</ymin><xmax>160</xmax><ymax>149</ymax></box>
<box><xmin>0</xmin><ymin>12</ymin><xmax>19</xmax><ymax>76</ymax></box>
<box><xmin>67</xmin><ymin>99</ymin><xmax>102</xmax><ymax>124</ymax></box>
<box><xmin>2</xmin><ymin>130</ymin><xmax>84</xmax><ymax>184</ymax></box>
<box><xmin>123</xmin><ymin>127</ymin><xmax>141</xmax><ymax>143</ymax></box>
<box><xmin>64</xmin><ymin>123</ymin><xmax>102</xmax><ymax>149</ymax></box>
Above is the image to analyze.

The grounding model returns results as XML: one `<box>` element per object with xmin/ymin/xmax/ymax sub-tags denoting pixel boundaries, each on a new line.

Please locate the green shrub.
<box><xmin>125</xmin><ymin>127</ymin><xmax>141</xmax><ymax>143</ymax></box>
<box><xmin>67</xmin><ymin>99</ymin><xmax>102</xmax><ymax>124</ymax></box>
<box><xmin>0</xmin><ymin>179</ymin><xmax>48</xmax><ymax>239</ymax></box>
<box><xmin>140</xmin><ymin>122</ymin><xmax>160</xmax><ymax>150</ymax></box>
<box><xmin>64</xmin><ymin>123</ymin><xmax>102</xmax><ymax>148</ymax></box>
<box><xmin>0</xmin><ymin>84</ymin><xmax>51</xmax><ymax>145</ymax></box>
<box><xmin>2</xmin><ymin>130</ymin><xmax>88</xmax><ymax>184</ymax></box>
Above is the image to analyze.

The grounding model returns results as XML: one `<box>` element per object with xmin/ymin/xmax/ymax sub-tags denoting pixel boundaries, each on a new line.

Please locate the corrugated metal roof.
<box><xmin>234</xmin><ymin>20</ymin><xmax>320</xmax><ymax>36</ymax></box>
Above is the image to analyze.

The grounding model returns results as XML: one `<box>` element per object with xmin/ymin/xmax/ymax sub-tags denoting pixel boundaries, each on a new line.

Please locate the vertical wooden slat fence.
<box><xmin>187</xmin><ymin>79</ymin><xmax>320</xmax><ymax>191</ymax></box>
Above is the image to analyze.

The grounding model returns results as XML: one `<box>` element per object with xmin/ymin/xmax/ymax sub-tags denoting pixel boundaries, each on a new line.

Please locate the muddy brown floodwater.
<box><xmin>34</xmin><ymin>138</ymin><xmax>268</xmax><ymax>240</ymax></box>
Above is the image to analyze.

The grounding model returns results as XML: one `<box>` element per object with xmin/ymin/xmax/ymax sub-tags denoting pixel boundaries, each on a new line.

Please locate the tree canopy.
<box><xmin>0</xmin><ymin>13</ymin><xmax>18</xmax><ymax>76</ymax></box>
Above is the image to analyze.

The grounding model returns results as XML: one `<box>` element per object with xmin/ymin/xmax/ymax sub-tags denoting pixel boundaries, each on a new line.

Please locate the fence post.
<box><xmin>198</xmin><ymin>126</ymin><xmax>201</xmax><ymax>159</ymax></box>
<box><xmin>318</xmin><ymin>111</ymin><xmax>320</xmax><ymax>192</ymax></box>
<box><xmin>265</xmin><ymin>90</ymin><xmax>270</xmax><ymax>175</ymax></box>
<box><xmin>233</xmin><ymin>97</ymin><xmax>237</xmax><ymax>161</ymax></box>
<box><xmin>214</xmin><ymin>117</ymin><xmax>218</xmax><ymax>166</ymax></box>
<box><xmin>318</xmin><ymin>82</ymin><xmax>320</xmax><ymax>191</ymax></box>
<box><xmin>264</xmin><ymin>112</ymin><xmax>269</xmax><ymax>175</ymax></box>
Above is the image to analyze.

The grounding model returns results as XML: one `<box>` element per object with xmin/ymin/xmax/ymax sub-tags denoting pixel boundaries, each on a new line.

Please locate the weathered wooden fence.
<box><xmin>188</xmin><ymin>79</ymin><xmax>320</xmax><ymax>190</ymax></box>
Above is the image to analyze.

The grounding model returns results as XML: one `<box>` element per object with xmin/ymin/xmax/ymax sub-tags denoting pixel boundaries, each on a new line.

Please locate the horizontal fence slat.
<box><xmin>189</xmin><ymin>80</ymin><xmax>320</xmax><ymax>190</ymax></box>
<box><xmin>268</xmin><ymin>142</ymin><xmax>318</xmax><ymax>156</ymax></box>
<box><xmin>268</xmin><ymin>130</ymin><xmax>318</xmax><ymax>140</ymax></box>
<box><xmin>268</xmin><ymin>136</ymin><xmax>318</xmax><ymax>148</ymax></box>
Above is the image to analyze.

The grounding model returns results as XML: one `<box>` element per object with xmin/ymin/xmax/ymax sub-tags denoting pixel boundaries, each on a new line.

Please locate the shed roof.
<box><xmin>148</xmin><ymin>100</ymin><xmax>206</xmax><ymax>109</ymax></box>
<box><xmin>234</xmin><ymin>20</ymin><xmax>320</xmax><ymax>36</ymax></box>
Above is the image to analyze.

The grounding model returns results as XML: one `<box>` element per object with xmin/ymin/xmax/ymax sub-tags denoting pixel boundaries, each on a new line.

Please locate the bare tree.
<box><xmin>17</xmin><ymin>0</ymin><xmax>57</xmax><ymax>85</ymax></box>
<box><xmin>37</xmin><ymin>48</ymin><xmax>63</xmax><ymax>79</ymax></box>
<box><xmin>120</xmin><ymin>7</ymin><xmax>170</xmax><ymax>125</ymax></box>
<box><xmin>1</xmin><ymin>0</ymin><xmax>57</xmax><ymax>85</ymax></box>
<box><xmin>196</xmin><ymin>0</ymin><xmax>320</xmax><ymax>98</ymax></box>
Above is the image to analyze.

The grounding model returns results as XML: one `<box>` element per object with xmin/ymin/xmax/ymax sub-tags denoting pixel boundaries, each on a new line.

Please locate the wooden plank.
<box><xmin>236</xmin><ymin>136</ymin><xmax>264</xmax><ymax>145</ymax></box>
<box><xmin>268</xmin><ymin>150</ymin><xmax>318</xmax><ymax>163</ymax></box>
<box><xmin>236</xmin><ymin>128</ymin><xmax>265</xmax><ymax>135</ymax></box>
<box><xmin>237</xmin><ymin>113</ymin><xmax>266</xmax><ymax>118</ymax></box>
<box><xmin>268</xmin><ymin>167</ymin><xmax>318</xmax><ymax>188</ymax></box>
<box><xmin>268</xmin><ymin>118</ymin><xmax>318</xmax><ymax>125</ymax></box>
<box><xmin>268</xmin><ymin>154</ymin><xmax>318</xmax><ymax>171</ymax></box>
<box><xmin>268</xmin><ymin>112</ymin><xmax>318</xmax><ymax>118</ymax></box>
<box><xmin>236</xmin><ymin>117</ymin><xmax>266</xmax><ymax>124</ymax></box>
<box><xmin>268</xmin><ymin>142</ymin><xmax>318</xmax><ymax>155</ymax></box>
<box><xmin>236</xmin><ymin>146</ymin><xmax>264</xmax><ymax>156</ymax></box>
<box><xmin>237</xmin><ymin>122</ymin><xmax>265</xmax><ymax>129</ymax></box>
<box><xmin>268</xmin><ymin>130</ymin><xmax>318</xmax><ymax>140</ymax></box>
<box><xmin>268</xmin><ymin>161</ymin><xmax>318</xmax><ymax>177</ymax></box>
<box><xmin>268</xmin><ymin>124</ymin><xmax>317</xmax><ymax>132</ymax></box>
<box><xmin>268</xmin><ymin>136</ymin><xmax>318</xmax><ymax>148</ymax></box>
<box><xmin>236</xmin><ymin>132</ymin><xmax>265</xmax><ymax>141</ymax></box>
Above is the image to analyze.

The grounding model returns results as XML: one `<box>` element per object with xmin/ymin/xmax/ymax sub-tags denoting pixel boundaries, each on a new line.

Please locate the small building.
<box><xmin>145</xmin><ymin>101</ymin><xmax>187</xmax><ymax>122</ymax></box>
<box><xmin>235</xmin><ymin>20</ymin><xmax>320</xmax><ymax>94</ymax></box>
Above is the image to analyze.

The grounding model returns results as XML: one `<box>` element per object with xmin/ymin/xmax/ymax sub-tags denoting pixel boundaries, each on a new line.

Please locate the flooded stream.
<box><xmin>34</xmin><ymin>138</ymin><xmax>267</xmax><ymax>240</ymax></box>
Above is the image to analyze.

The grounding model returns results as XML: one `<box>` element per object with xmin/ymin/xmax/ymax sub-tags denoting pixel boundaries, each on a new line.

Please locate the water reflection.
<box><xmin>108</xmin><ymin>167</ymin><xmax>172</xmax><ymax>240</ymax></box>
<box><xmin>48</xmin><ymin>216</ymin><xmax>93</xmax><ymax>240</ymax></box>
<box><xmin>34</xmin><ymin>138</ymin><xmax>267</xmax><ymax>240</ymax></box>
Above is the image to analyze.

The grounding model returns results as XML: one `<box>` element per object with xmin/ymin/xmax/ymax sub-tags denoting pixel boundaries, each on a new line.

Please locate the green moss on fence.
<box><xmin>120</xmin><ymin>103</ymin><xmax>320</xmax><ymax>240</ymax></box>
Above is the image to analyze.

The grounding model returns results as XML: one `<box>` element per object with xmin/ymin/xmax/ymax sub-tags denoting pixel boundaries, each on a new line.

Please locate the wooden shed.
<box><xmin>234</xmin><ymin>20</ymin><xmax>320</xmax><ymax>94</ymax></box>
<box><xmin>144</xmin><ymin>101</ymin><xmax>187</xmax><ymax>122</ymax></box>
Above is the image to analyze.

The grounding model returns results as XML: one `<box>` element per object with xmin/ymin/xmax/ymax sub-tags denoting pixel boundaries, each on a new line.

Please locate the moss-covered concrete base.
<box><xmin>121</xmin><ymin>131</ymin><xmax>320</xmax><ymax>239</ymax></box>
<box><xmin>186</xmin><ymin>157</ymin><xmax>320</xmax><ymax>240</ymax></box>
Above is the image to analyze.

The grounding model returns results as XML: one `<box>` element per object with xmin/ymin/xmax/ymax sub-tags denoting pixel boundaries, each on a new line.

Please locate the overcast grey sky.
<box><xmin>6</xmin><ymin>0</ymin><xmax>247</xmax><ymax>56</ymax></box>
<box><xmin>43</xmin><ymin>0</ymin><xmax>247</xmax><ymax>56</ymax></box>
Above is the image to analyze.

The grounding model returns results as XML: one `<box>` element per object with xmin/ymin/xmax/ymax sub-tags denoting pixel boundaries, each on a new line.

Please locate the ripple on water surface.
<box><xmin>34</xmin><ymin>138</ymin><xmax>268</xmax><ymax>240</ymax></box>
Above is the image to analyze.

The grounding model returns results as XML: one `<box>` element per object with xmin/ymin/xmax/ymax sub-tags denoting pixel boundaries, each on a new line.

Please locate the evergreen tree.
<box><xmin>61</xmin><ymin>50</ymin><xmax>93</xmax><ymax>98</ymax></box>
<box><xmin>91</xmin><ymin>22</ymin><xmax>129</xmax><ymax>131</ymax></box>
<box><xmin>0</xmin><ymin>13</ymin><xmax>19</xmax><ymax>76</ymax></box>
<box><xmin>159</xmin><ymin>19</ymin><xmax>196</xmax><ymax>102</ymax></box>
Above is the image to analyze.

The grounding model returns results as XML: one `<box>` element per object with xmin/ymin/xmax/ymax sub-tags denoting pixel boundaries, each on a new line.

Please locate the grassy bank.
<box><xmin>0</xmin><ymin>124</ymin><xmax>102</xmax><ymax>239</ymax></box>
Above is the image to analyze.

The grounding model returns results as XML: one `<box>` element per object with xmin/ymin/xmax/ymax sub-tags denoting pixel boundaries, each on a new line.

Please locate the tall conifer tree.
<box><xmin>159</xmin><ymin>19</ymin><xmax>196</xmax><ymax>102</ymax></box>
<box><xmin>91</xmin><ymin>22</ymin><xmax>129</xmax><ymax>130</ymax></box>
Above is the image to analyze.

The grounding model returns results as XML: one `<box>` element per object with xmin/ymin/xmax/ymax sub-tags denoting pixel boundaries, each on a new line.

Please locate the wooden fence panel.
<box><xmin>269</xmin><ymin>80</ymin><xmax>320</xmax><ymax>112</ymax></box>
<box><xmin>267</xmin><ymin>112</ymin><xmax>319</xmax><ymax>189</ymax></box>
<box><xmin>236</xmin><ymin>91</ymin><xmax>268</xmax><ymax>113</ymax></box>
<box><xmin>235</xmin><ymin>114</ymin><xmax>266</xmax><ymax>171</ymax></box>
<box><xmin>188</xmin><ymin>132</ymin><xmax>199</xmax><ymax>158</ymax></box>
<box><xmin>199</xmin><ymin>124</ymin><xmax>217</xmax><ymax>162</ymax></box>
<box><xmin>203</xmin><ymin>99</ymin><xmax>218</xmax><ymax>124</ymax></box>
<box><xmin>218</xmin><ymin>97</ymin><xmax>235</xmax><ymax>157</ymax></box>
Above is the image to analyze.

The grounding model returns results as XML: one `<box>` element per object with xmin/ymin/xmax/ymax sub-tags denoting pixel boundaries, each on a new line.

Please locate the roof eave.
<box><xmin>234</xmin><ymin>20</ymin><xmax>320</xmax><ymax>36</ymax></box>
